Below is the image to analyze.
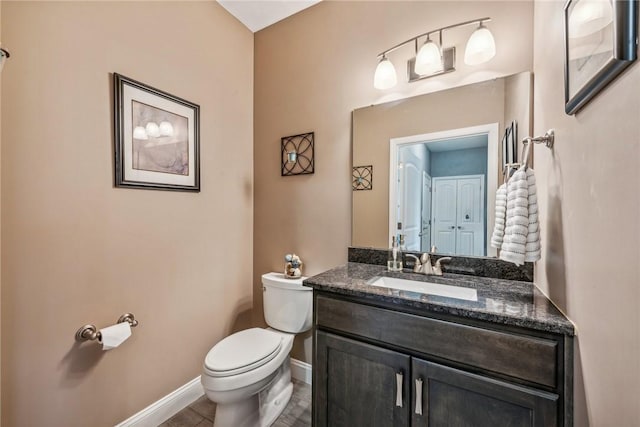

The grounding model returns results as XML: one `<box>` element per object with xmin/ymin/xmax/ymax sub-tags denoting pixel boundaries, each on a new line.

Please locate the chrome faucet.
<box><xmin>405</xmin><ymin>254</ymin><xmax>421</xmax><ymax>273</ymax></box>
<box><xmin>405</xmin><ymin>253</ymin><xmax>452</xmax><ymax>276</ymax></box>
<box><xmin>432</xmin><ymin>257</ymin><xmax>452</xmax><ymax>276</ymax></box>
<box><xmin>405</xmin><ymin>253</ymin><xmax>435</xmax><ymax>275</ymax></box>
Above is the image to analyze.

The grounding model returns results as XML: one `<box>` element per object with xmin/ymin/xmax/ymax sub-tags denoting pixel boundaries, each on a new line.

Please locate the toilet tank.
<box><xmin>262</xmin><ymin>272</ymin><xmax>312</xmax><ymax>333</ymax></box>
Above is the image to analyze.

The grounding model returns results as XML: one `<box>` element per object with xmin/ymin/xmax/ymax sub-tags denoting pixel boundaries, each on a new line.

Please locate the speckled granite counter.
<box><xmin>304</xmin><ymin>262</ymin><xmax>574</xmax><ymax>336</ymax></box>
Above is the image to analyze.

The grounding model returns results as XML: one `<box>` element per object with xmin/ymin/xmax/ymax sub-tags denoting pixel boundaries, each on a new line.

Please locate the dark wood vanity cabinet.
<box><xmin>313</xmin><ymin>293</ymin><xmax>572</xmax><ymax>427</ymax></box>
<box><xmin>316</xmin><ymin>331</ymin><xmax>411</xmax><ymax>426</ymax></box>
<box><xmin>411</xmin><ymin>358</ymin><xmax>558</xmax><ymax>427</ymax></box>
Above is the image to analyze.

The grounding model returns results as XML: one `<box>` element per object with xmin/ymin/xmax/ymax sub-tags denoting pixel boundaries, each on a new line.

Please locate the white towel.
<box><xmin>500</xmin><ymin>167</ymin><xmax>528</xmax><ymax>265</ymax></box>
<box><xmin>499</xmin><ymin>166</ymin><xmax>541</xmax><ymax>265</ymax></box>
<box><xmin>490</xmin><ymin>183</ymin><xmax>507</xmax><ymax>248</ymax></box>
<box><xmin>524</xmin><ymin>168</ymin><xmax>541</xmax><ymax>262</ymax></box>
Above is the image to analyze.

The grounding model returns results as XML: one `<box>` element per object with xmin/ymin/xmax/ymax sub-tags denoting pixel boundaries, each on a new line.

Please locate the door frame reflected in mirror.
<box><xmin>389</xmin><ymin>123</ymin><xmax>499</xmax><ymax>257</ymax></box>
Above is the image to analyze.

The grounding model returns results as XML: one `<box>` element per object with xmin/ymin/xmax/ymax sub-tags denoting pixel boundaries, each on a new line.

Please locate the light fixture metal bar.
<box><xmin>377</xmin><ymin>17</ymin><xmax>491</xmax><ymax>58</ymax></box>
<box><xmin>407</xmin><ymin>46</ymin><xmax>456</xmax><ymax>82</ymax></box>
<box><xmin>0</xmin><ymin>48</ymin><xmax>10</xmax><ymax>58</ymax></box>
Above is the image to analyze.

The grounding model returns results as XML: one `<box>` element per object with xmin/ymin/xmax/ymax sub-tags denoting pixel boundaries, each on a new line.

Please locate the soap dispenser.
<box><xmin>399</xmin><ymin>234</ymin><xmax>406</xmax><ymax>251</ymax></box>
<box><xmin>387</xmin><ymin>236</ymin><xmax>403</xmax><ymax>272</ymax></box>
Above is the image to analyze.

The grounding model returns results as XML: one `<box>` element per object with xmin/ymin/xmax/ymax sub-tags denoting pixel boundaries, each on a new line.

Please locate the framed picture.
<box><xmin>114</xmin><ymin>73</ymin><xmax>200</xmax><ymax>191</ymax></box>
<box><xmin>564</xmin><ymin>0</ymin><xmax>638</xmax><ymax>115</ymax></box>
<box><xmin>502</xmin><ymin>120</ymin><xmax>518</xmax><ymax>172</ymax></box>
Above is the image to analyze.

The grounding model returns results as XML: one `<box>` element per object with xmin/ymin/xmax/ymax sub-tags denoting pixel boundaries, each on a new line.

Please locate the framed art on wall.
<box><xmin>502</xmin><ymin>120</ymin><xmax>518</xmax><ymax>173</ymax></box>
<box><xmin>113</xmin><ymin>73</ymin><xmax>200</xmax><ymax>191</ymax></box>
<box><xmin>564</xmin><ymin>0</ymin><xmax>638</xmax><ymax>115</ymax></box>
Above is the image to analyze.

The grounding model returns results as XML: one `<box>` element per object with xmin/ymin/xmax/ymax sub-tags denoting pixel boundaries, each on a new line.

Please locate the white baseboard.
<box><xmin>115</xmin><ymin>376</ymin><xmax>204</xmax><ymax>427</ymax></box>
<box><xmin>115</xmin><ymin>360</ymin><xmax>311</xmax><ymax>427</ymax></box>
<box><xmin>290</xmin><ymin>358</ymin><xmax>312</xmax><ymax>385</ymax></box>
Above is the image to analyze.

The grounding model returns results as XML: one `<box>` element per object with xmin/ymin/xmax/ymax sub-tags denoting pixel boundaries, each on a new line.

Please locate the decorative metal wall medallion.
<box><xmin>281</xmin><ymin>132</ymin><xmax>314</xmax><ymax>176</ymax></box>
<box><xmin>353</xmin><ymin>165</ymin><xmax>373</xmax><ymax>190</ymax></box>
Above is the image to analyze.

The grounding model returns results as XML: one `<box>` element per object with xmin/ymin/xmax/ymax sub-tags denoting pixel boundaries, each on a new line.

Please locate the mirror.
<box><xmin>352</xmin><ymin>71</ymin><xmax>532</xmax><ymax>257</ymax></box>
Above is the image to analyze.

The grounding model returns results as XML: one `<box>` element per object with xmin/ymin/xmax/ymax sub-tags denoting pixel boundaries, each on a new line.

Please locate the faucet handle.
<box><xmin>433</xmin><ymin>257</ymin><xmax>453</xmax><ymax>276</ymax></box>
<box><xmin>405</xmin><ymin>254</ymin><xmax>422</xmax><ymax>273</ymax></box>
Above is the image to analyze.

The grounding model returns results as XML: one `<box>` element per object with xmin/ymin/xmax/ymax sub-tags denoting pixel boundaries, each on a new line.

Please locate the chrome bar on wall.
<box><xmin>522</xmin><ymin>129</ymin><xmax>555</xmax><ymax>149</ymax></box>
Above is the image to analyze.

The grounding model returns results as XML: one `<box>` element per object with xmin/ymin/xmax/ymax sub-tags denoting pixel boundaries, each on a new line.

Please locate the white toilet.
<box><xmin>201</xmin><ymin>272</ymin><xmax>312</xmax><ymax>427</ymax></box>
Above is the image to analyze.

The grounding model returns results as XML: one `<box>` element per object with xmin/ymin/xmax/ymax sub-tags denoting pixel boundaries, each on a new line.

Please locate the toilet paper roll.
<box><xmin>99</xmin><ymin>322</ymin><xmax>131</xmax><ymax>351</ymax></box>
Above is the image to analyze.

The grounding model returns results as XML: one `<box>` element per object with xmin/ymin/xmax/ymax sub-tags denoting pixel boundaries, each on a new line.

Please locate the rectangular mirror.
<box><xmin>352</xmin><ymin>71</ymin><xmax>532</xmax><ymax>257</ymax></box>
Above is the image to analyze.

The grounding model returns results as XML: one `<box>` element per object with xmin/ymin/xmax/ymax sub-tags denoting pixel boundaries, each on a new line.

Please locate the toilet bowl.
<box><xmin>201</xmin><ymin>273</ymin><xmax>312</xmax><ymax>427</ymax></box>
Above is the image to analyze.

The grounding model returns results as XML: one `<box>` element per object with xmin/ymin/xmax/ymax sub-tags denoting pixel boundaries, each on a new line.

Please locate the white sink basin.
<box><xmin>369</xmin><ymin>276</ymin><xmax>478</xmax><ymax>302</ymax></box>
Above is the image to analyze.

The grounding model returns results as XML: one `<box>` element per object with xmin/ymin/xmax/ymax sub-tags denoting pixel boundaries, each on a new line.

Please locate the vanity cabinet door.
<box><xmin>411</xmin><ymin>358</ymin><xmax>559</xmax><ymax>427</ymax></box>
<box><xmin>315</xmin><ymin>331</ymin><xmax>411</xmax><ymax>427</ymax></box>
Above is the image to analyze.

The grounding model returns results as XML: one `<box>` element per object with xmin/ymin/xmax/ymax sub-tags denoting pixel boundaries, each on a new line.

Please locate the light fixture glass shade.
<box><xmin>133</xmin><ymin>126</ymin><xmax>148</xmax><ymax>140</ymax></box>
<box><xmin>568</xmin><ymin>0</ymin><xmax>613</xmax><ymax>38</ymax></box>
<box><xmin>159</xmin><ymin>121</ymin><xmax>174</xmax><ymax>137</ymax></box>
<box><xmin>145</xmin><ymin>122</ymin><xmax>161</xmax><ymax>138</ymax></box>
<box><xmin>464</xmin><ymin>24</ymin><xmax>496</xmax><ymax>65</ymax></box>
<box><xmin>415</xmin><ymin>39</ymin><xmax>443</xmax><ymax>75</ymax></box>
<box><xmin>373</xmin><ymin>56</ymin><xmax>397</xmax><ymax>90</ymax></box>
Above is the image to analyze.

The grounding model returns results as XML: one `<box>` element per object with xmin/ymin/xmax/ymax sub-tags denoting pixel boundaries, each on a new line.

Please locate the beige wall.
<box><xmin>255</xmin><ymin>0</ymin><xmax>533</xmax><ymax>361</ymax></box>
<box><xmin>1</xmin><ymin>2</ymin><xmax>253</xmax><ymax>426</ymax></box>
<box><xmin>532</xmin><ymin>1</ymin><xmax>640</xmax><ymax>425</ymax></box>
<box><xmin>503</xmin><ymin>71</ymin><xmax>533</xmax><ymax>162</ymax></box>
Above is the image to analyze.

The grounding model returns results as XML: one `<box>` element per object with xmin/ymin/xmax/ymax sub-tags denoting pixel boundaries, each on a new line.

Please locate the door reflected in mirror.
<box><xmin>352</xmin><ymin>71</ymin><xmax>533</xmax><ymax>258</ymax></box>
<box><xmin>392</xmin><ymin>124</ymin><xmax>496</xmax><ymax>256</ymax></box>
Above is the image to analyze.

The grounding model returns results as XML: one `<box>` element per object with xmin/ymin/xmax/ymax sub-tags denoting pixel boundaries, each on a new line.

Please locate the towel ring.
<box><xmin>522</xmin><ymin>129</ymin><xmax>554</xmax><ymax>149</ymax></box>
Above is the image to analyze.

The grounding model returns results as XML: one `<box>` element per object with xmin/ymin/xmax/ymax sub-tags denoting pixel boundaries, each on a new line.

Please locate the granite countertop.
<box><xmin>304</xmin><ymin>262</ymin><xmax>575</xmax><ymax>336</ymax></box>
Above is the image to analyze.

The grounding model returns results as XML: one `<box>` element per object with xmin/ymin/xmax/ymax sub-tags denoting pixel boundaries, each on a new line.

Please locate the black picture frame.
<box><xmin>502</xmin><ymin>120</ymin><xmax>518</xmax><ymax>172</ymax></box>
<box><xmin>564</xmin><ymin>0</ymin><xmax>638</xmax><ymax>115</ymax></box>
<box><xmin>113</xmin><ymin>73</ymin><xmax>200</xmax><ymax>192</ymax></box>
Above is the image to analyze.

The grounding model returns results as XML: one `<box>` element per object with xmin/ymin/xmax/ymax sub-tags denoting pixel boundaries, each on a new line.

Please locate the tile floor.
<box><xmin>158</xmin><ymin>379</ymin><xmax>312</xmax><ymax>427</ymax></box>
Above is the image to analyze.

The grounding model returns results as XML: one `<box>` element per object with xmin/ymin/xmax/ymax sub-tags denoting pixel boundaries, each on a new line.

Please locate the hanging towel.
<box><xmin>499</xmin><ymin>141</ymin><xmax>541</xmax><ymax>265</ymax></box>
<box><xmin>490</xmin><ymin>183</ymin><xmax>507</xmax><ymax>249</ymax></box>
<box><xmin>499</xmin><ymin>168</ymin><xmax>529</xmax><ymax>265</ymax></box>
<box><xmin>524</xmin><ymin>168</ymin><xmax>541</xmax><ymax>262</ymax></box>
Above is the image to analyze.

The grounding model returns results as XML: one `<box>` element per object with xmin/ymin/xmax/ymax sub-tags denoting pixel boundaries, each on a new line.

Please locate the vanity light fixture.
<box><xmin>415</xmin><ymin>32</ymin><xmax>444</xmax><ymax>75</ymax></box>
<box><xmin>374</xmin><ymin>17</ymin><xmax>496</xmax><ymax>89</ymax></box>
<box><xmin>373</xmin><ymin>54</ymin><xmax>398</xmax><ymax>90</ymax></box>
<box><xmin>464</xmin><ymin>22</ymin><xmax>497</xmax><ymax>65</ymax></box>
<box><xmin>0</xmin><ymin>47</ymin><xmax>11</xmax><ymax>72</ymax></box>
<box><xmin>568</xmin><ymin>0</ymin><xmax>613</xmax><ymax>38</ymax></box>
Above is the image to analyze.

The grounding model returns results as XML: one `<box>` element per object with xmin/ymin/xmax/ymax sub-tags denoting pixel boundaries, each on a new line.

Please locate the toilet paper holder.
<box><xmin>75</xmin><ymin>313</ymin><xmax>139</xmax><ymax>342</ymax></box>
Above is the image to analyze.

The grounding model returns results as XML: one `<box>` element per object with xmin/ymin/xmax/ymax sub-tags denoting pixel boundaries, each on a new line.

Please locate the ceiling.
<box><xmin>425</xmin><ymin>134</ymin><xmax>488</xmax><ymax>152</ymax></box>
<box><xmin>217</xmin><ymin>0</ymin><xmax>321</xmax><ymax>33</ymax></box>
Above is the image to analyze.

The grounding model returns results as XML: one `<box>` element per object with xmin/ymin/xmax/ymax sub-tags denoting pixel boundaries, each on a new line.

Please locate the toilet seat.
<box><xmin>204</xmin><ymin>328</ymin><xmax>283</xmax><ymax>377</ymax></box>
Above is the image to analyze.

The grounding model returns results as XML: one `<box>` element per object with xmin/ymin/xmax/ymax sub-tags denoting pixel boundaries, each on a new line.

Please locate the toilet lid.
<box><xmin>204</xmin><ymin>328</ymin><xmax>283</xmax><ymax>376</ymax></box>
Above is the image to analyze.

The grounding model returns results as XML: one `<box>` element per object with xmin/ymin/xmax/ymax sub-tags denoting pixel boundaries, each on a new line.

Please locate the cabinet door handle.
<box><xmin>396</xmin><ymin>372</ymin><xmax>403</xmax><ymax>407</ymax></box>
<box><xmin>415</xmin><ymin>378</ymin><xmax>423</xmax><ymax>415</ymax></box>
